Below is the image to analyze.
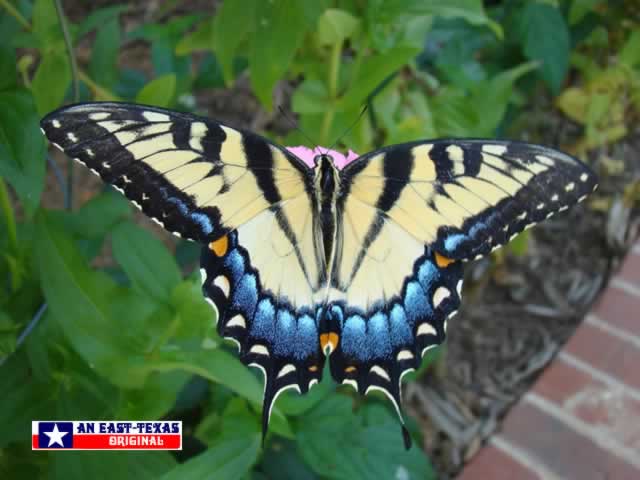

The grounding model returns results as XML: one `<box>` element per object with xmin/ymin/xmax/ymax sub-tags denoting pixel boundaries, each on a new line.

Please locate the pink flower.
<box><xmin>286</xmin><ymin>146</ymin><xmax>359</xmax><ymax>170</ymax></box>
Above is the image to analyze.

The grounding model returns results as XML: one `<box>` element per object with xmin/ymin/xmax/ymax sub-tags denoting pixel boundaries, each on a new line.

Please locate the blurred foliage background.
<box><xmin>0</xmin><ymin>0</ymin><xmax>638</xmax><ymax>479</ymax></box>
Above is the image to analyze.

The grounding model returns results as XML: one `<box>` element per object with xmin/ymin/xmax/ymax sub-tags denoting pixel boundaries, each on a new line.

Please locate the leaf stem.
<box><xmin>53</xmin><ymin>0</ymin><xmax>79</xmax><ymax>103</ymax></box>
<box><xmin>149</xmin><ymin>314</ymin><xmax>182</xmax><ymax>357</ymax></box>
<box><xmin>0</xmin><ymin>0</ymin><xmax>30</xmax><ymax>30</ymax></box>
<box><xmin>79</xmin><ymin>70</ymin><xmax>121</xmax><ymax>101</ymax></box>
<box><xmin>53</xmin><ymin>0</ymin><xmax>79</xmax><ymax>210</ymax></box>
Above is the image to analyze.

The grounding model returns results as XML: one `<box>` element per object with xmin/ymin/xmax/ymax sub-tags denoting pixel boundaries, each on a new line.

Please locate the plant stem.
<box><xmin>79</xmin><ymin>70</ymin><xmax>121</xmax><ymax>101</ymax></box>
<box><xmin>53</xmin><ymin>0</ymin><xmax>79</xmax><ymax>210</ymax></box>
<box><xmin>53</xmin><ymin>0</ymin><xmax>79</xmax><ymax>103</ymax></box>
<box><xmin>149</xmin><ymin>314</ymin><xmax>182</xmax><ymax>357</ymax></box>
<box><xmin>320</xmin><ymin>41</ymin><xmax>342</xmax><ymax>145</ymax></box>
<box><xmin>0</xmin><ymin>0</ymin><xmax>30</xmax><ymax>30</ymax></box>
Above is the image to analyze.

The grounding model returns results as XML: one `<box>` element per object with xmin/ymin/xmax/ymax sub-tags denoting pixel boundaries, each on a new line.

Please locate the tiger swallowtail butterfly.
<box><xmin>40</xmin><ymin>102</ymin><xmax>598</xmax><ymax>448</ymax></box>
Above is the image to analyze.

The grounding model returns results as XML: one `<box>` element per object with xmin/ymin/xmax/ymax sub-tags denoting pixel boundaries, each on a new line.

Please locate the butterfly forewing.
<box><xmin>340</xmin><ymin>140</ymin><xmax>598</xmax><ymax>260</ymax></box>
<box><xmin>40</xmin><ymin>102</ymin><xmax>311</xmax><ymax>243</ymax></box>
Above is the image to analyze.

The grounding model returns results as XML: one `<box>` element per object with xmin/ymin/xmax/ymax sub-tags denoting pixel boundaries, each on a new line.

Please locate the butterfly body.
<box><xmin>40</xmin><ymin>102</ymin><xmax>598</xmax><ymax>447</ymax></box>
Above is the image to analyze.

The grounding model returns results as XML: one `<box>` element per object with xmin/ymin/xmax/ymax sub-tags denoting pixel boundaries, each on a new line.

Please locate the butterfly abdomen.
<box><xmin>313</xmin><ymin>154</ymin><xmax>341</xmax><ymax>270</ymax></box>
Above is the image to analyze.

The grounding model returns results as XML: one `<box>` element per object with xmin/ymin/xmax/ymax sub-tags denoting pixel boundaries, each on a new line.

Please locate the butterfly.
<box><xmin>40</xmin><ymin>102</ymin><xmax>598</xmax><ymax>448</ymax></box>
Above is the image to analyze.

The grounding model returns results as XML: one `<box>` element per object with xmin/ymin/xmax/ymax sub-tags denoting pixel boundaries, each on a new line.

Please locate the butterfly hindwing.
<box><xmin>200</xmin><ymin>212</ymin><xmax>325</xmax><ymax>438</ymax></box>
<box><xmin>40</xmin><ymin>102</ymin><xmax>311</xmax><ymax>243</ymax></box>
<box><xmin>340</xmin><ymin>140</ymin><xmax>598</xmax><ymax>260</ymax></box>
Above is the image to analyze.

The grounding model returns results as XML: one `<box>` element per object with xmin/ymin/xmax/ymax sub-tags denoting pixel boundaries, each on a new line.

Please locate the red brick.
<box><xmin>564</xmin><ymin>323</ymin><xmax>640</xmax><ymax>391</ymax></box>
<box><xmin>500</xmin><ymin>401</ymin><xmax>640</xmax><ymax>479</ymax></box>
<box><xmin>458</xmin><ymin>444</ymin><xmax>541</xmax><ymax>480</ymax></box>
<box><xmin>534</xmin><ymin>356</ymin><xmax>602</xmax><ymax>405</ymax></box>
<box><xmin>535</xmin><ymin>358</ymin><xmax>640</xmax><ymax>450</ymax></box>
<box><xmin>617</xmin><ymin>251</ymin><xmax>640</xmax><ymax>286</ymax></box>
<box><xmin>592</xmin><ymin>287</ymin><xmax>640</xmax><ymax>336</ymax></box>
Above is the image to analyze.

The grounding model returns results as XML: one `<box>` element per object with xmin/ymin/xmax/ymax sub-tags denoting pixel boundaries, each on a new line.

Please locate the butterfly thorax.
<box><xmin>313</xmin><ymin>153</ymin><xmax>340</xmax><ymax>273</ymax></box>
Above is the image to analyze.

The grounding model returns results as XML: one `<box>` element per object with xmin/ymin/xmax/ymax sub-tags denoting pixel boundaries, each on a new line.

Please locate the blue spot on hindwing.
<box><xmin>191</xmin><ymin>212</ymin><xmax>213</xmax><ymax>234</ymax></box>
<box><xmin>444</xmin><ymin>233</ymin><xmax>466</xmax><ymax>251</ymax></box>
<box><xmin>223</xmin><ymin>250</ymin><xmax>245</xmax><ymax>285</ymax></box>
<box><xmin>274</xmin><ymin>309</ymin><xmax>295</xmax><ymax>356</ymax></box>
<box><xmin>166</xmin><ymin>196</ymin><xmax>189</xmax><ymax>216</ymax></box>
<box><xmin>404</xmin><ymin>281</ymin><xmax>432</xmax><ymax>327</ymax></box>
<box><xmin>369</xmin><ymin>312</ymin><xmax>392</xmax><ymax>359</ymax></box>
<box><xmin>232</xmin><ymin>274</ymin><xmax>258</xmax><ymax>319</ymax></box>
<box><xmin>329</xmin><ymin>304</ymin><xmax>344</xmax><ymax>329</ymax></box>
<box><xmin>389</xmin><ymin>304</ymin><xmax>412</xmax><ymax>348</ymax></box>
<box><xmin>251</xmin><ymin>298</ymin><xmax>276</xmax><ymax>341</ymax></box>
<box><xmin>418</xmin><ymin>258</ymin><xmax>439</xmax><ymax>290</ymax></box>
<box><xmin>342</xmin><ymin>315</ymin><xmax>369</xmax><ymax>361</ymax></box>
<box><xmin>294</xmin><ymin>314</ymin><xmax>317</xmax><ymax>360</ymax></box>
<box><xmin>468</xmin><ymin>221</ymin><xmax>485</xmax><ymax>238</ymax></box>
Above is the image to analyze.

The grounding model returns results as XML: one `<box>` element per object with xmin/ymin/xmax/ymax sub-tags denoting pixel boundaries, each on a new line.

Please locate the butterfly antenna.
<box><xmin>277</xmin><ymin>106</ymin><xmax>319</xmax><ymax>150</ymax></box>
<box><xmin>326</xmin><ymin>104</ymin><xmax>369</xmax><ymax>153</ymax></box>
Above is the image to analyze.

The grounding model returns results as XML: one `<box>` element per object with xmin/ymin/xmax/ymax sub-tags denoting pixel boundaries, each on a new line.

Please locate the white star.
<box><xmin>44</xmin><ymin>424</ymin><xmax>69</xmax><ymax>447</ymax></box>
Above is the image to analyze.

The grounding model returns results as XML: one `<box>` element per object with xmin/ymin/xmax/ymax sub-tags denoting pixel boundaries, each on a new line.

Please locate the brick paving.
<box><xmin>459</xmin><ymin>240</ymin><xmax>640</xmax><ymax>479</ymax></box>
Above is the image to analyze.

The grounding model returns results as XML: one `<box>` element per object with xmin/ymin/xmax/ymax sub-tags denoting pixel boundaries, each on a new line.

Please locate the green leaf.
<box><xmin>89</xmin><ymin>17</ymin><xmax>121</xmax><ymax>89</ymax></box>
<box><xmin>338</xmin><ymin>47</ymin><xmax>420</xmax><ymax>111</ymax></box>
<box><xmin>176</xmin><ymin>18</ymin><xmax>214</xmax><ymax>55</ymax></box>
<box><xmin>71</xmin><ymin>190</ymin><xmax>132</xmax><ymax>238</ymax></box>
<box><xmin>317</xmin><ymin>9</ymin><xmax>360</xmax><ymax>46</ymax></box>
<box><xmin>568</xmin><ymin>0</ymin><xmax>600</xmax><ymax>25</ymax></box>
<box><xmin>35</xmin><ymin>213</ymin><xmax>130</xmax><ymax>371</ymax></box>
<box><xmin>297</xmin><ymin>396</ymin><xmax>436</xmax><ymax>479</ymax></box>
<box><xmin>213</xmin><ymin>0</ymin><xmax>257</xmax><ymax>83</ymax></box>
<box><xmin>0</xmin><ymin>45</ymin><xmax>17</xmax><ymax>91</ymax></box>
<box><xmin>169</xmin><ymin>280</ymin><xmax>212</xmax><ymax>345</ymax></box>
<box><xmin>507</xmin><ymin>230</ymin><xmax>530</xmax><ymax>257</ymax></box>
<box><xmin>176</xmin><ymin>349</ymin><xmax>263</xmax><ymax>406</ymax></box>
<box><xmin>262</xmin><ymin>440</ymin><xmax>319</xmax><ymax>480</ymax></box>
<box><xmin>135</xmin><ymin>73</ymin><xmax>177</xmax><ymax>107</ymax></box>
<box><xmin>292</xmin><ymin>79</ymin><xmax>329</xmax><ymax>114</ymax></box>
<box><xmin>197</xmin><ymin>398</ymin><xmax>260</xmax><ymax>445</ymax></box>
<box><xmin>116</xmin><ymin>371</ymin><xmax>190</xmax><ymax>420</ymax></box>
<box><xmin>31</xmin><ymin>50</ymin><xmax>71</xmax><ymax>116</ymax></box>
<box><xmin>431</xmin><ymin>62</ymin><xmax>537</xmax><ymax>137</ymax></box>
<box><xmin>468</xmin><ymin>61</ymin><xmax>538</xmax><ymax>136</ymax></box>
<box><xmin>275</xmin><ymin>374</ymin><xmax>333</xmax><ymax>417</ymax></box>
<box><xmin>517</xmin><ymin>3</ymin><xmax>569</xmax><ymax>93</ymax></box>
<box><xmin>0</xmin><ymin>90</ymin><xmax>46</xmax><ymax>215</ymax></box>
<box><xmin>77</xmin><ymin>4</ymin><xmax>127</xmax><ymax>38</ymax></box>
<box><xmin>51</xmin><ymin>451</ymin><xmax>175</xmax><ymax>480</ymax></box>
<box><xmin>250</xmin><ymin>0</ymin><xmax>310</xmax><ymax>110</ymax></box>
<box><xmin>111</xmin><ymin>221</ymin><xmax>182</xmax><ymax>302</ymax></box>
<box><xmin>375</xmin><ymin>0</ymin><xmax>500</xmax><ymax>37</ymax></box>
<box><xmin>0</xmin><ymin>351</ymin><xmax>56</xmax><ymax>447</ymax></box>
<box><xmin>161</xmin><ymin>437</ymin><xmax>260</xmax><ymax>480</ymax></box>
<box><xmin>32</xmin><ymin>0</ymin><xmax>62</xmax><ymax>46</ymax></box>
<box><xmin>619</xmin><ymin>30</ymin><xmax>640</xmax><ymax>68</ymax></box>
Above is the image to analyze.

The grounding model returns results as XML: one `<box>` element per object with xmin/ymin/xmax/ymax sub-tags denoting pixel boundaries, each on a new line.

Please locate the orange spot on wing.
<box><xmin>209</xmin><ymin>235</ymin><xmax>229</xmax><ymax>257</ymax></box>
<box><xmin>435</xmin><ymin>252</ymin><xmax>455</xmax><ymax>268</ymax></box>
<box><xmin>345</xmin><ymin>366</ymin><xmax>357</xmax><ymax>373</ymax></box>
<box><xmin>320</xmin><ymin>332</ymin><xmax>340</xmax><ymax>354</ymax></box>
<box><xmin>308</xmin><ymin>365</ymin><xmax>318</xmax><ymax>372</ymax></box>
